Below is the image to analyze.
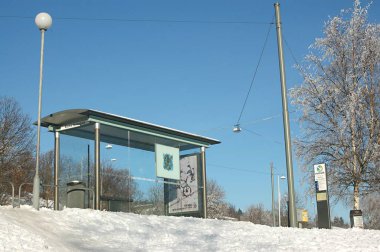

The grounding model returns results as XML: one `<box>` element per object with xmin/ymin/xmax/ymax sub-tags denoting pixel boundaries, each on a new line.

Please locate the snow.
<box><xmin>1</xmin><ymin>206</ymin><xmax>380</xmax><ymax>251</ymax></box>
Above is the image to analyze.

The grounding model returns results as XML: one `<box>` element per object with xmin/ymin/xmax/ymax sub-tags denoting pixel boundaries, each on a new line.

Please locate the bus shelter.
<box><xmin>40</xmin><ymin>109</ymin><xmax>220</xmax><ymax>218</ymax></box>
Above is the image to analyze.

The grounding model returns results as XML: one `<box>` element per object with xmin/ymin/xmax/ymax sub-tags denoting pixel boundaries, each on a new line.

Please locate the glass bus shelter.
<box><xmin>40</xmin><ymin>109</ymin><xmax>220</xmax><ymax>218</ymax></box>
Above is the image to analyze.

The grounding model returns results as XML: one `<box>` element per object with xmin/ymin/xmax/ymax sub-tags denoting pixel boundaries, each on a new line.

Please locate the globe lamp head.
<box><xmin>35</xmin><ymin>13</ymin><xmax>52</xmax><ymax>30</ymax></box>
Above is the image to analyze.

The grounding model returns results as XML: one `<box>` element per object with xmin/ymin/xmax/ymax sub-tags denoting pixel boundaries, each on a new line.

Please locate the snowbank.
<box><xmin>0</xmin><ymin>206</ymin><xmax>379</xmax><ymax>251</ymax></box>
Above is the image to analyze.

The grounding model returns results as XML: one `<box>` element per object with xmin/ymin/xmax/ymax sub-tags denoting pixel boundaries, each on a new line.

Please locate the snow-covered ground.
<box><xmin>0</xmin><ymin>206</ymin><xmax>379</xmax><ymax>251</ymax></box>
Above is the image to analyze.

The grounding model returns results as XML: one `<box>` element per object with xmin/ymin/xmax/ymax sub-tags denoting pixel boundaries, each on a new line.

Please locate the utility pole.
<box><xmin>274</xmin><ymin>2</ymin><xmax>297</xmax><ymax>227</ymax></box>
<box><xmin>271</xmin><ymin>162</ymin><xmax>275</xmax><ymax>227</ymax></box>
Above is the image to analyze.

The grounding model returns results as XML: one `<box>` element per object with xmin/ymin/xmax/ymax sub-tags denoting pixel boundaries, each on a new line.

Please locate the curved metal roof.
<box><xmin>39</xmin><ymin>109</ymin><xmax>220</xmax><ymax>149</ymax></box>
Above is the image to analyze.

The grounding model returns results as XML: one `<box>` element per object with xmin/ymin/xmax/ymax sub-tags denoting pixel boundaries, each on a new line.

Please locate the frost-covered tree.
<box><xmin>362</xmin><ymin>192</ymin><xmax>380</xmax><ymax>229</ymax></box>
<box><xmin>207</xmin><ymin>179</ymin><xmax>228</xmax><ymax>219</ymax></box>
<box><xmin>243</xmin><ymin>203</ymin><xmax>271</xmax><ymax>226</ymax></box>
<box><xmin>291</xmin><ymin>0</ymin><xmax>380</xmax><ymax>210</ymax></box>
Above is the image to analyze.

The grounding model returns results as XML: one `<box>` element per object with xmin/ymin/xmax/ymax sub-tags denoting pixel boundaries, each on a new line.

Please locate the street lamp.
<box><xmin>233</xmin><ymin>124</ymin><xmax>241</xmax><ymax>133</ymax></box>
<box><xmin>32</xmin><ymin>12</ymin><xmax>52</xmax><ymax>210</ymax></box>
<box><xmin>278</xmin><ymin>175</ymin><xmax>286</xmax><ymax>227</ymax></box>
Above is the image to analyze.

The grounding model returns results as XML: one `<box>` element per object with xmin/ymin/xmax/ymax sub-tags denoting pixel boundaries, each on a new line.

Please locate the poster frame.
<box><xmin>164</xmin><ymin>153</ymin><xmax>203</xmax><ymax>217</ymax></box>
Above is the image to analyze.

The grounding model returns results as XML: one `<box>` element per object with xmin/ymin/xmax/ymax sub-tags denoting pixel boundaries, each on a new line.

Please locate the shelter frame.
<box><xmin>40</xmin><ymin>109</ymin><xmax>220</xmax><ymax>217</ymax></box>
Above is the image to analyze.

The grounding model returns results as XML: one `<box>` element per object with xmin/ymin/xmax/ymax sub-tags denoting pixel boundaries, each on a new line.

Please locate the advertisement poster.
<box><xmin>168</xmin><ymin>155</ymin><xmax>199</xmax><ymax>214</ymax></box>
<box><xmin>155</xmin><ymin>144</ymin><xmax>180</xmax><ymax>180</ymax></box>
<box><xmin>314</xmin><ymin>163</ymin><xmax>327</xmax><ymax>192</ymax></box>
<box><xmin>297</xmin><ymin>209</ymin><xmax>309</xmax><ymax>222</ymax></box>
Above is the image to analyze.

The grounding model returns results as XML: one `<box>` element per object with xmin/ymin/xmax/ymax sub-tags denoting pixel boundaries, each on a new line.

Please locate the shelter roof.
<box><xmin>39</xmin><ymin>109</ymin><xmax>220</xmax><ymax>151</ymax></box>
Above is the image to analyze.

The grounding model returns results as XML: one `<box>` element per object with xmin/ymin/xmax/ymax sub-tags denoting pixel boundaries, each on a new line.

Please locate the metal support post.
<box><xmin>94</xmin><ymin>123</ymin><xmax>101</xmax><ymax>210</ymax></box>
<box><xmin>271</xmin><ymin>162</ymin><xmax>275</xmax><ymax>227</ymax></box>
<box><xmin>201</xmin><ymin>147</ymin><xmax>207</xmax><ymax>218</ymax></box>
<box><xmin>278</xmin><ymin>175</ymin><xmax>281</xmax><ymax>227</ymax></box>
<box><xmin>54</xmin><ymin>131</ymin><xmax>60</xmax><ymax>210</ymax></box>
<box><xmin>87</xmin><ymin>144</ymin><xmax>90</xmax><ymax>209</ymax></box>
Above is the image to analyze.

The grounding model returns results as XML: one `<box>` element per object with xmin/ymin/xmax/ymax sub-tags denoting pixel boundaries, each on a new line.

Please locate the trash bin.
<box><xmin>67</xmin><ymin>181</ymin><xmax>85</xmax><ymax>209</ymax></box>
<box><xmin>350</xmin><ymin>209</ymin><xmax>364</xmax><ymax>228</ymax></box>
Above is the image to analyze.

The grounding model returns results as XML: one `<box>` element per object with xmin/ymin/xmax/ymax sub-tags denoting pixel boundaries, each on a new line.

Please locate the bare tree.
<box><xmin>332</xmin><ymin>216</ymin><xmax>349</xmax><ymax>228</ymax></box>
<box><xmin>362</xmin><ymin>192</ymin><xmax>380</xmax><ymax>229</ymax></box>
<box><xmin>279</xmin><ymin>193</ymin><xmax>305</xmax><ymax>227</ymax></box>
<box><xmin>40</xmin><ymin>150</ymin><xmax>54</xmax><ymax>205</ymax></box>
<box><xmin>243</xmin><ymin>203</ymin><xmax>271</xmax><ymax>226</ymax></box>
<box><xmin>207</xmin><ymin>179</ymin><xmax>228</xmax><ymax>219</ymax></box>
<box><xmin>145</xmin><ymin>183</ymin><xmax>165</xmax><ymax>215</ymax></box>
<box><xmin>0</xmin><ymin>97</ymin><xmax>34</xmax><ymax>167</ymax></box>
<box><xmin>225</xmin><ymin>204</ymin><xmax>243</xmax><ymax>220</ymax></box>
<box><xmin>101</xmin><ymin>166</ymin><xmax>137</xmax><ymax>201</ymax></box>
<box><xmin>0</xmin><ymin>97</ymin><xmax>35</xmax><ymax>204</ymax></box>
<box><xmin>290</xmin><ymin>1</ymin><xmax>380</xmax><ymax>210</ymax></box>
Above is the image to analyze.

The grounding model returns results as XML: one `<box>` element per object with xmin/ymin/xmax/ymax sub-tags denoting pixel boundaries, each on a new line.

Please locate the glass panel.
<box><xmin>59</xmin><ymin>124</ymin><xmax>203</xmax><ymax>217</ymax></box>
<box><xmin>99</xmin><ymin>133</ymin><xmax>158</xmax><ymax>214</ymax></box>
<box><xmin>60</xmin><ymin>133</ymin><xmax>93</xmax><ymax>209</ymax></box>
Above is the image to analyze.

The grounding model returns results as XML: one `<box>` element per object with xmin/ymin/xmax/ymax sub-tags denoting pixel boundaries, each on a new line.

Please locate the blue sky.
<box><xmin>1</xmin><ymin>0</ymin><xmax>379</xmax><ymax>221</ymax></box>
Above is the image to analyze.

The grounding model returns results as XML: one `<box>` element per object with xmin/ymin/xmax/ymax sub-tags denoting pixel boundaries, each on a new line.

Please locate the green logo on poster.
<box><xmin>163</xmin><ymin>153</ymin><xmax>174</xmax><ymax>171</ymax></box>
<box><xmin>316</xmin><ymin>165</ymin><xmax>323</xmax><ymax>173</ymax></box>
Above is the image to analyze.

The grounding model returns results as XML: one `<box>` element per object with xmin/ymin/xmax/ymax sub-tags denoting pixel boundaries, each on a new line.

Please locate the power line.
<box><xmin>196</xmin><ymin>112</ymin><xmax>285</xmax><ymax>134</ymax></box>
<box><xmin>241</xmin><ymin>112</ymin><xmax>286</xmax><ymax>126</ymax></box>
<box><xmin>208</xmin><ymin>163</ymin><xmax>269</xmax><ymax>175</ymax></box>
<box><xmin>196</xmin><ymin>111</ymin><xmax>296</xmax><ymax>148</ymax></box>
<box><xmin>0</xmin><ymin>15</ymin><xmax>271</xmax><ymax>25</ymax></box>
<box><xmin>283</xmin><ymin>36</ymin><xmax>300</xmax><ymax>66</ymax></box>
<box><xmin>235</xmin><ymin>16</ymin><xmax>274</xmax><ymax>126</ymax></box>
<box><xmin>208</xmin><ymin>163</ymin><xmax>282</xmax><ymax>176</ymax></box>
<box><xmin>240</xmin><ymin>127</ymin><xmax>283</xmax><ymax>145</ymax></box>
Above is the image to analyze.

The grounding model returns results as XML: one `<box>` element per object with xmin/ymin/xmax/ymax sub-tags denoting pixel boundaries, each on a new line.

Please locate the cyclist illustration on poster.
<box><xmin>168</xmin><ymin>154</ymin><xmax>199</xmax><ymax>214</ymax></box>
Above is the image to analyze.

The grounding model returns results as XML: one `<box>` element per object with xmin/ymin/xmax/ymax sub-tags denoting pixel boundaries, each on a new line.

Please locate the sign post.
<box><xmin>297</xmin><ymin>209</ymin><xmax>309</xmax><ymax>228</ymax></box>
<box><xmin>314</xmin><ymin>163</ymin><xmax>331</xmax><ymax>229</ymax></box>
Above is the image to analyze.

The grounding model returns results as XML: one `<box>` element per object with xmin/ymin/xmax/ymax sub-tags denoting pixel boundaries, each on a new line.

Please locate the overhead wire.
<box><xmin>208</xmin><ymin>163</ymin><xmax>283</xmax><ymax>176</ymax></box>
<box><xmin>283</xmin><ymin>34</ymin><xmax>311</xmax><ymax>81</ymax></box>
<box><xmin>240</xmin><ymin>127</ymin><xmax>283</xmax><ymax>145</ymax></box>
<box><xmin>197</xmin><ymin>111</ymin><xmax>286</xmax><ymax>134</ymax></box>
<box><xmin>0</xmin><ymin>15</ymin><xmax>271</xmax><ymax>25</ymax></box>
<box><xmin>235</xmin><ymin>15</ymin><xmax>275</xmax><ymax>127</ymax></box>
<box><xmin>209</xmin><ymin>163</ymin><xmax>271</xmax><ymax>175</ymax></box>
<box><xmin>283</xmin><ymin>36</ymin><xmax>300</xmax><ymax>66</ymax></box>
<box><xmin>195</xmin><ymin>110</ymin><xmax>297</xmax><ymax>147</ymax></box>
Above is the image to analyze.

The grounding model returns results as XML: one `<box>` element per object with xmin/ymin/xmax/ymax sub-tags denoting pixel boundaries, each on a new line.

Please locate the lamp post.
<box><xmin>278</xmin><ymin>175</ymin><xmax>286</xmax><ymax>227</ymax></box>
<box><xmin>32</xmin><ymin>12</ymin><xmax>52</xmax><ymax>210</ymax></box>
